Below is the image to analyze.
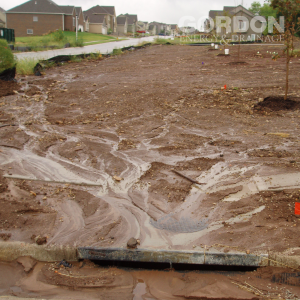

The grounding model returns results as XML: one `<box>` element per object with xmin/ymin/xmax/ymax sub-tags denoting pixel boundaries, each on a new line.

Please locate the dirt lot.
<box><xmin>0</xmin><ymin>43</ymin><xmax>300</xmax><ymax>297</ymax></box>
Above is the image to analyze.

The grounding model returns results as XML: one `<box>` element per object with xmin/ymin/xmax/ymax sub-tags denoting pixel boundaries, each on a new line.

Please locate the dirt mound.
<box><xmin>255</xmin><ymin>96</ymin><xmax>300</xmax><ymax>111</ymax></box>
<box><xmin>0</xmin><ymin>80</ymin><xmax>20</xmax><ymax>97</ymax></box>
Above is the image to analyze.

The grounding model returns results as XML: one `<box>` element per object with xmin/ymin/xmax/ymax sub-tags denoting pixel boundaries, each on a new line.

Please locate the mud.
<box><xmin>0</xmin><ymin>80</ymin><xmax>20</xmax><ymax>98</ymax></box>
<box><xmin>0</xmin><ymin>259</ymin><xmax>300</xmax><ymax>300</ymax></box>
<box><xmin>0</xmin><ymin>44</ymin><xmax>300</xmax><ymax>256</ymax></box>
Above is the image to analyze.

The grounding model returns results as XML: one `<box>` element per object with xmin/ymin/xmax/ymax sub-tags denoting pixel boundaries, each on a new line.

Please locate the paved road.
<box><xmin>14</xmin><ymin>36</ymin><xmax>167</xmax><ymax>60</ymax></box>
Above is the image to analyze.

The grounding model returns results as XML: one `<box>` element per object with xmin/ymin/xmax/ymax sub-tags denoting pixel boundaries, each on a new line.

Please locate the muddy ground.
<box><xmin>0</xmin><ymin>43</ymin><xmax>300</xmax><ymax>297</ymax></box>
<box><xmin>0</xmin><ymin>258</ymin><xmax>300</xmax><ymax>300</ymax></box>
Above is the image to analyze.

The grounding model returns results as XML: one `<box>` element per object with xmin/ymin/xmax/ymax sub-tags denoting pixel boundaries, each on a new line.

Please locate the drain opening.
<box><xmin>91</xmin><ymin>260</ymin><xmax>258</xmax><ymax>272</ymax></box>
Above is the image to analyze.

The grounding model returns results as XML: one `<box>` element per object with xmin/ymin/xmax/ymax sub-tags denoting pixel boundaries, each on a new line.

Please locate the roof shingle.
<box><xmin>83</xmin><ymin>10</ymin><xmax>106</xmax><ymax>24</ymax></box>
<box><xmin>59</xmin><ymin>5</ymin><xmax>74</xmax><ymax>15</ymax></box>
<box><xmin>84</xmin><ymin>5</ymin><xmax>115</xmax><ymax>16</ymax></box>
<box><xmin>7</xmin><ymin>0</ymin><xmax>63</xmax><ymax>14</ymax></box>
<box><xmin>117</xmin><ymin>16</ymin><xmax>127</xmax><ymax>25</ymax></box>
<box><xmin>119</xmin><ymin>14</ymin><xmax>137</xmax><ymax>25</ymax></box>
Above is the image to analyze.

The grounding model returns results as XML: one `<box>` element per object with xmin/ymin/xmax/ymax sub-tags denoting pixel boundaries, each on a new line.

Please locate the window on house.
<box><xmin>33</xmin><ymin>16</ymin><xmax>38</xmax><ymax>22</ymax></box>
<box><xmin>27</xmin><ymin>29</ymin><xmax>33</xmax><ymax>34</ymax></box>
<box><xmin>73</xmin><ymin>17</ymin><xmax>75</xmax><ymax>26</ymax></box>
<box><xmin>239</xmin><ymin>20</ymin><xmax>247</xmax><ymax>31</ymax></box>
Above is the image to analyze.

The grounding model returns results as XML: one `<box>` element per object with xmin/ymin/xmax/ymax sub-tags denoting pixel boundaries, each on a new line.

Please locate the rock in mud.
<box><xmin>35</xmin><ymin>235</ymin><xmax>47</xmax><ymax>245</ymax></box>
<box><xmin>0</xmin><ymin>233</ymin><xmax>11</xmax><ymax>241</ymax></box>
<box><xmin>113</xmin><ymin>175</ymin><xmax>123</xmax><ymax>182</ymax></box>
<box><xmin>127</xmin><ymin>237</ymin><xmax>139</xmax><ymax>249</ymax></box>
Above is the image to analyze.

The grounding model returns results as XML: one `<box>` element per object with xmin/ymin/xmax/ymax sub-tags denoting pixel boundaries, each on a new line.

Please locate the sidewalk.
<box><xmin>14</xmin><ymin>36</ymin><xmax>164</xmax><ymax>61</ymax></box>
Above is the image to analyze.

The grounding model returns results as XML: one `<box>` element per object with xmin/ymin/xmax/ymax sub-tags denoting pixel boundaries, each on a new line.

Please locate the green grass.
<box><xmin>62</xmin><ymin>31</ymin><xmax>116</xmax><ymax>45</ymax></box>
<box><xmin>14</xmin><ymin>31</ymin><xmax>120</xmax><ymax>51</ymax></box>
<box><xmin>16</xmin><ymin>57</ymin><xmax>39</xmax><ymax>75</ymax></box>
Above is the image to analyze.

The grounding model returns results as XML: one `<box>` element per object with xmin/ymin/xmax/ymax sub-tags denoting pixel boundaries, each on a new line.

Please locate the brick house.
<box><xmin>206</xmin><ymin>5</ymin><xmax>263</xmax><ymax>39</ymax></box>
<box><xmin>0</xmin><ymin>7</ymin><xmax>6</xmax><ymax>28</ymax></box>
<box><xmin>84</xmin><ymin>6</ymin><xmax>116</xmax><ymax>34</ymax></box>
<box><xmin>6</xmin><ymin>0</ymin><xmax>84</xmax><ymax>37</ymax></box>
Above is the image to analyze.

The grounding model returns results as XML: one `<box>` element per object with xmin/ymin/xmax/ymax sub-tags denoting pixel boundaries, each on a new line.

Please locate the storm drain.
<box><xmin>78</xmin><ymin>248</ymin><xmax>268</xmax><ymax>269</ymax></box>
<box><xmin>150</xmin><ymin>213</ymin><xmax>208</xmax><ymax>233</ymax></box>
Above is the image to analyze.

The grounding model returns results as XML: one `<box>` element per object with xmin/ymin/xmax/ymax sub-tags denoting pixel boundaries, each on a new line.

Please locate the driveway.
<box><xmin>14</xmin><ymin>36</ymin><xmax>166</xmax><ymax>60</ymax></box>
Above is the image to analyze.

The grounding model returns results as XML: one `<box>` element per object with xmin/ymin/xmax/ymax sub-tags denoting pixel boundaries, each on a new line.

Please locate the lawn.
<box><xmin>15</xmin><ymin>31</ymin><xmax>123</xmax><ymax>50</ymax></box>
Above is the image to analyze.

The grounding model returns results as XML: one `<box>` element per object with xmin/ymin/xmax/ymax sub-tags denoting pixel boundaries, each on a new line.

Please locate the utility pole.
<box><xmin>76</xmin><ymin>14</ymin><xmax>78</xmax><ymax>41</ymax></box>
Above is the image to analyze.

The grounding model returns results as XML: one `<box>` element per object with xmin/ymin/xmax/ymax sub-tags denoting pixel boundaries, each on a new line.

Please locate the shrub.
<box><xmin>75</xmin><ymin>38</ymin><xmax>83</xmax><ymax>47</ymax></box>
<box><xmin>0</xmin><ymin>39</ymin><xmax>16</xmax><ymax>73</ymax></box>
<box><xmin>154</xmin><ymin>38</ymin><xmax>173</xmax><ymax>45</ymax></box>
<box><xmin>52</xmin><ymin>29</ymin><xmax>67</xmax><ymax>42</ymax></box>
<box><xmin>112</xmin><ymin>48</ymin><xmax>122</xmax><ymax>55</ymax></box>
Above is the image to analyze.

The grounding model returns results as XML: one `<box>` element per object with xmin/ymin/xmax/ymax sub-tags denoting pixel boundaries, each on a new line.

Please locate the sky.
<box><xmin>2</xmin><ymin>0</ymin><xmax>267</xmax><ymax>27</ymax></box>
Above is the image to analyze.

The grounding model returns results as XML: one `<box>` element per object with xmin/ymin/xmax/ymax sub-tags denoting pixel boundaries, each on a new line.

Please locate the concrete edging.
<box><xmin>0</xmin><ymin>242</ymin><xmax>77</xmax><ymax>262</ymax></box>
<box><xmin>78</xmin><ymin>247</ymin><xmax>268</xmax><ymax>267</ymax></box>
<box><xmin>0</xmin><ymin>242</ymin><xmax>299</xmax><ymax>270</ymax></box>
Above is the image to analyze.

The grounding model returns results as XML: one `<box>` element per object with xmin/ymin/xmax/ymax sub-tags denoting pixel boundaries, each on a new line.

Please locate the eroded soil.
<box><xmin>0</xmin><ymin>44</ymin><xmax>300</xmax><ymax>256</ymax></box>
<box><xmin>0</xmin><ymin>258</ymin><xmax>299</xmax><ymax>300</ymax></box>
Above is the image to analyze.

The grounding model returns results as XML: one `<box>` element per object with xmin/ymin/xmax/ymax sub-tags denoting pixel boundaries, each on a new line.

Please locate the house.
<box><xmin>116</xmin><ymin>16</ymin><xmax>127</xmax><ymax>35</ymax></box>
<box><xmin>179</xmin><ymin>26</ymin><xmax>196</xmax><ymax>34</ymax></box>
<box><xmin>140</xmin><ymin>21</ymin><xmax>149</xmax><ymax>31</ymax></box>
<box><xmin>75</xmin><ymin>7</ymin><xmax>84</xmax><ymax>32</ymax></box>
<box><xmin>0</xmin><ymin>7</ymin><xmax>6</xmax><ymax>28</ymax></box>
<box><xmin>137</xmin><ymin>21</ymin><xmax>148</xmax><ymax>31</ymax></box>
<box><xmin>118</xmin><ymin>14</ymin><xmax>138</xmax><ymax>33</ymax></box>
<box><xmin>148</xmin><ymin>24</ymin><xmax>156</xmax><ymax>35</ymax></box>
<box><xmin>83</xmin><ymin>10</ymin><xmax>107</xmax><ymax>34</ymax></box>
<box><xmin>170</xmin><ymin>24</ymin><xmax>179</xmax><ymax>36</ymax></box>
<box><xmin>84</xmin><ymin>6</ymin><xmax>116</xmax><ymax>34</ymax></box>
<box><xmin>6</xmin><ymin>0</ymin><xmax>84</xmax><ymax>37</ymax></box>
<box><xmin>165</xmin><ymin>24</ymin><xmax>171</xmax><ymax>34</ymax></box>
<box><xmin>84</xmin><ymin>15</ymin><xmax>89</xmax><ymax>32</ymax></box>
<box><xmin>59</xmin><ymin>6</ymin><xmax>83</xmax><ymax>32</ymax></box>
<box><xmin>149</xmin><ymin>22</ymin><xmax>166</xmax><ymax>34</ymax></box>
<box><xmin>206</xmin><ymin>5</ymin><xmax>263</xmax><ymax>39</ymax></box>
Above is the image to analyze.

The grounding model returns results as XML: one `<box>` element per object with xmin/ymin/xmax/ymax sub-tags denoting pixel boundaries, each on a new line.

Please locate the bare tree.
<box><xmin>271</xmin><ymin>0</ymin><xmax>300</xmax><ymax>100</ymax></box>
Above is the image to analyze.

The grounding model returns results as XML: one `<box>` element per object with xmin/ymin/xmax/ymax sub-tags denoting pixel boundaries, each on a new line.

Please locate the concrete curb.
<box><xmin>269</xmin><ymin>253</ymin><xmax>300</xmax><ymax>269</ymax></box>
<box><xmin>0</xmin><ymin>242</ymin><xmax>77</xmax><ymax>262</ymax></box>
<box><xmin>0</xmin><ymin>242</ymin><xmax>299</xmax><ymax>270</ymax></box>
<box><xmin>78</xmin><ymin>247</ymin><xmax>268</xmax><ymax>267</ymax></box>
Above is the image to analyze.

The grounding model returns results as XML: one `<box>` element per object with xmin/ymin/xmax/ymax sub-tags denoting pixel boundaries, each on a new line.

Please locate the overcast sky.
<box><xmin>2</xmin><ymin>0</ymin><xmax>266</xmax><ymax>26</ymax></box>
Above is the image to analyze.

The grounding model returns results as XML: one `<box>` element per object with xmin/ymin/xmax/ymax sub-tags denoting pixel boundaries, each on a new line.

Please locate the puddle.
<box><xmin>133</xmin><ymin>280</ymin><xmax>155</xmax><ymax>300</ymax></box>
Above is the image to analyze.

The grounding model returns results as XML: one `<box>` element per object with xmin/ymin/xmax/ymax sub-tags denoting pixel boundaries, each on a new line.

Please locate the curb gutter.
<box><xmin>0</xmin><ymin>242</ymin><xmax>299</xmax><ymax>270</ymax></box>
<box><xmin>0</xmin><ymin>242</ymin><xmax>77</xmax><ymax>262</ymax></box>
<box><xmin>78</xmin><ymin>247</ymin><xmax>267</xmax><ymax>267</ymax></box>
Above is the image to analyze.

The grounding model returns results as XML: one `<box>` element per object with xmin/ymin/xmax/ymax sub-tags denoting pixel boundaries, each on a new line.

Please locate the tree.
<box><xmin>270</xmin><ymin>0</ymin><xmax>300</xmax><ymax>100</ymax></box>
<box><xmin>260</xmin><ymin>3</ymin><xmax>277</xmax><ymax>18</ymax></box>
<box><xmin>249</xmin><ymin>1</ymin><xmax>278</xmax><ymax>34</ymax></box>
<box><xmin>249</xmin><ymin>1</ymin><xmax>277</xmax><ymax>17</ymax></box>
<box><xmin>249</xmin><ymin>1</ymin><xmax>262</xmax><ymax>15</ymax></box>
